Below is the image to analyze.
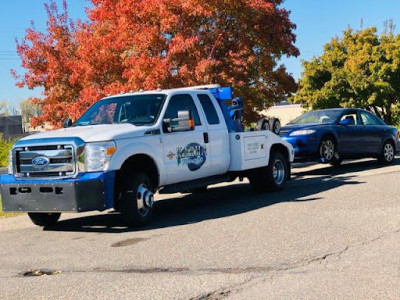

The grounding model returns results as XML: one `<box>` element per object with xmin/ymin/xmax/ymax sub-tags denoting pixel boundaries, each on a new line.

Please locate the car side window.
<box><xmin>164</xmin><ymin>94</ymin><xmax>201</xmax><ymax>126</ymax></box>
<box><xmin>198</xmin><ymin>94</ymin><xmax>220</xmax><ymax>125</ymax></box>
<box><xmin>340</xmin><ymin>113</ymin><xmax>359</xmax><ymax>125</ymax></box>
<box><xmin>360</xmin><ymin>111</ymin><xmax>380</xmax><ymax>125</ymax></box>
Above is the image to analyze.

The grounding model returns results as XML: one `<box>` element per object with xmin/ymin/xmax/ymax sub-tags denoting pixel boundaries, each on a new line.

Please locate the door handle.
<box><xmin>203</xmin><ymin>132</ymin><xmax>209</xmax><ymax>143</ymax></box>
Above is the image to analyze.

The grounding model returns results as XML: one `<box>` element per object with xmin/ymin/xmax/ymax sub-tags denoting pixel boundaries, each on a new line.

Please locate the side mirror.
<box><xmin>163</xmin><ymin>110</ymin><xmax>195</xmax><ymax>132</ymax></box>
<box><xmin>339</xmin><ymin>119</ymin><xmax>351</xmax><ymax>126</ymax></box>
<box><xmin>64</xmin><ymin>119</ymin><xmax>73</xmax><ymax>128</ymax></box>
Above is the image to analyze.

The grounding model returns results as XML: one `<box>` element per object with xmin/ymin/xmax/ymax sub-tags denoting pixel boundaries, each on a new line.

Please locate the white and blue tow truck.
<box><xmin>1</xmin><ymin>85</ymin><xmax>294</xmax><ymax>227</ymax></box>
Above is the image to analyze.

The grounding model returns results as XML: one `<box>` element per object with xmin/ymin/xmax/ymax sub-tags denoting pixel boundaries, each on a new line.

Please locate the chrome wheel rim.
<box><xmin>136</xmin><ymin>183</ymin><xmax>154</xmax><ymax>217</ymax></box>
<box><xmin>273</xmin><ymin>159</ymin><xmax>285</xmax><ymax>185</ymax></box>
<box><xmin>383</xmin><ymin>143</ymin><xmax>394</xmax><ymax>162</ymax></box>
<box><xmin>321</xmin><ymin>140</ymin><xmax>334</xmax><ymax>161</ymax></box>
<box><xmin>273</xmin><ymin>122</ymin><xmax>281</xmax><ymax>134</ymax></box>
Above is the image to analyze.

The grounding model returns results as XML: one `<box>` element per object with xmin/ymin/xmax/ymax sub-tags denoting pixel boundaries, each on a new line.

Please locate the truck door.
<box><xmin>197</xmin><ymin>93</ymin><xmax>230</xmax><ymax>174</ymax></box>
<box><xmin>161</xmin><ymin>94</ymin><xmax>211</xmax><ymax>184</ymax></box>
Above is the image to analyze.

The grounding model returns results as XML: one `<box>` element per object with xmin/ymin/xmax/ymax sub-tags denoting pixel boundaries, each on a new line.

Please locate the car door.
<box><xmin>337</xmin><ymin>110</ymin><xmax>365</xmax><ymax>154</ymax></box>
<box><xmin>196</xmin><ymin>93</ymin><xmax>230</xmax><ymax>175</ymax></box>
<box><xmin>359</xmin><ymin>110</ymin><xmax>383</xmax><ymax>154</ymax></box>
<box><xmin>161</xmin><ymin>93</ymin><xmax>211</xmax><ymax>185</ymax></box>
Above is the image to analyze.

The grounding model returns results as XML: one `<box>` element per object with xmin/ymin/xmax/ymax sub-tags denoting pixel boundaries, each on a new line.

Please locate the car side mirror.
<box><xmin>64</xmin><ymin>119</ymin><xmax>73</xmax><ymax>128</ymax></box>
<box><xmin>163</xmin><ymin>110</ymin><xmax>195</xmax><ymax>132</ymax></box>
<box><xmin>339</xmin><ymin>119</ymin><xmax>351</xmax><ymax>126</ymax></box>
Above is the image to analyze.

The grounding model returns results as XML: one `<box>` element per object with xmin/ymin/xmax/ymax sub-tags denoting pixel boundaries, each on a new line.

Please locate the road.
<box><xmin>1</xmin><ymin>158</ymin><xmax>400</xmax><ymax>299</ymax></box>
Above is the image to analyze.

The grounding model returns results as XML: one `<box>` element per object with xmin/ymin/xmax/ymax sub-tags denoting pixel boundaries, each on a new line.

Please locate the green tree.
<box><xmin>294</xmin><ymin>26</ymin><xmax>400</xmax><ymax>125</ymax></box>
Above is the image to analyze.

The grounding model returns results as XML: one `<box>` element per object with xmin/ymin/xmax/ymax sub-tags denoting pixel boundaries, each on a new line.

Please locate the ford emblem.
<box><xmin>32</xmin><ymin>156</ymin><xmax>50</xmax><ymax>167</ymax></box>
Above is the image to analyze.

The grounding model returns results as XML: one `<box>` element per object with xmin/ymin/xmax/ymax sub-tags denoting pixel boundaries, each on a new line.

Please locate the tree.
<box><xmin>14</xmin><ymin>0</ymin><xmax>299</xmax><ymax>127</ymax></box>
<box><xmin>294</xmin><ymin>26</ymin><xmax>400</xmax><ymax>125</ymax></box>
<box><xmin>20</xmin><ymin>98</ymin><xmax>42</xmax><ymax>130</ymax></box>
<box><xmin>0</xmin><ymin>100</ymin><xmax>19</xmax><ymax>116</ymax></box>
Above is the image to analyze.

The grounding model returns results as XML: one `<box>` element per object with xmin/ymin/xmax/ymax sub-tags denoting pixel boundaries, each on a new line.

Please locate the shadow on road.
<box><xmin>45</xmin><ymin>158</ymin><xmax>393</xmax><ymax>233</ymax></box>
<box><xmin>293</xmin><ymin>157</ymin><xmax>400</xmax><ymax>178</ymax></box>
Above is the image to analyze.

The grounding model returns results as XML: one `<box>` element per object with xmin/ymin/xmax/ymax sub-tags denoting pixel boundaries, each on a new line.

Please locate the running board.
<box><xmin>159</xmin><ymin>175</ymin><xmax>232</xmax><ymax>194</ymax></box>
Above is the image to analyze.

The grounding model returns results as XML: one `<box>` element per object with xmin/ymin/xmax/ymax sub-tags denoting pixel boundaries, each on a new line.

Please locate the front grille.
<box><xmin>15</xmin><ymin>145</ymin><xmax>75</xmax><ymax>178</ymax></box>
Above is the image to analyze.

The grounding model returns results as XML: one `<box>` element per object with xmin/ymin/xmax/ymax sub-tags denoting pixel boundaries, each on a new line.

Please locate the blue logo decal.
<box><xmin>32</xmin><ymin>156</ymin><xmax>50</xmax><ymax>167</ymax></box>
<box><xmin>177</xmin><ymin>143</ymin><xmax>207</xmax><ymax>171</ymax></box>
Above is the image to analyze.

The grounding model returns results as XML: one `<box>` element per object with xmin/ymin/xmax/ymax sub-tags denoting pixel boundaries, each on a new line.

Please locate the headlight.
<box><xmin>84</xmin><ymin>141</ymin><xmax>117</xmax><ymax>172</ymax></box>
<box><xmin>8</xmin><ymin>150</ymin><xmax>13</xmax><ymax>174</ymax></box>
<box><xmin>289</xmin><ymin>129</ymin><xmax>316</xmax><ymax>136</ymax></box>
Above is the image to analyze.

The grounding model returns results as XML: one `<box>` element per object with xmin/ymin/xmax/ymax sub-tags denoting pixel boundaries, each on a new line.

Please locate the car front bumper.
<box><xmin>281</xmin><ymin>135</ymin><xmax>319</xmax><ymax>157</ymax></box>
<box><xmin>0</xmin><ymin>172</ymin><xmax>115</xmax><ymax>213</ymax></box>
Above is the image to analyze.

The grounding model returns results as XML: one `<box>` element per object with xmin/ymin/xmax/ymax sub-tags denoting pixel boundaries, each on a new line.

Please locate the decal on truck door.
<box><xmin>176</xmin><ymin>143</ymin><xmax>207</xmax><ymax>171</ymax></box>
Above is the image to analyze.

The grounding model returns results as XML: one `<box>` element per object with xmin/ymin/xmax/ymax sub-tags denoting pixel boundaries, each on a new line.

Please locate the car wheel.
<box><xmin>249</xmin><ymin>152</ymin><xmax>288</xmax><ymax>192</ymax></box>
<box><xmin>378</xmin><ymin>141</ymin><xmax>395</xmax><ymax>164</ymax></box>
<box><xmin>120</xmin><ymin>172</ymin><xmax>154</xmax><ymax>227</ymax></box>
<box><xmin>319</xmin><ymin>137</ymin><xmax>341</xmax><ymax>165</ymax></box>
<box><xmin>28</xmin><ymin>212</ymin><xmax>61</xmax><ymax>227</ymax></box>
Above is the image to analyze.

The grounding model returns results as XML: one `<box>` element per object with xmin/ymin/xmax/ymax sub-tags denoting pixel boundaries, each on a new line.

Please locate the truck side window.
<box><xmin>198</xmin><ymin>94</ymin><xmax>220</xmax><ymax>125</ymax></box>
<box><xmin>164</xmin><ymin>94</ymin><xmax>201</xmax><ymax>125</ymax></box>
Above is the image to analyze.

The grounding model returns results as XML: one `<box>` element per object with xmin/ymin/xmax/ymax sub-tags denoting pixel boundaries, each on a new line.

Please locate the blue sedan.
<box><xmin>279</xmin><ymin>108</ymin><xmax>400</xmax><ymax>166</ymax></box>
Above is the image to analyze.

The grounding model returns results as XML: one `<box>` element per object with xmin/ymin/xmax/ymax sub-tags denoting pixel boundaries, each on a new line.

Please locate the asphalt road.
<box><xmin>1</xmin><ymin>158</ymin><xmax>400</xmax><ymax>299</ymax></box>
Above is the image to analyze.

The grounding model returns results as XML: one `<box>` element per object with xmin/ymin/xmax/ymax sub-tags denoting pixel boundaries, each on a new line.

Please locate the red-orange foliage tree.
<box><xmin>14</xmin><ymin>0</ymin><xmax>299</xmax><ymax>127</ymax></box>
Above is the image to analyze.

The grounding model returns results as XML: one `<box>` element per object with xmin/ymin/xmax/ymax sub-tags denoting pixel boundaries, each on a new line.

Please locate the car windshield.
<box><xmin>75</xmin><ymin>94</ymin><xmax>166</xmax><ymax>126</ymax></box>
<box><xmin>288</xmin><ymin>110</ymin><xmax>342</xmax><ymax>125</ymax></box>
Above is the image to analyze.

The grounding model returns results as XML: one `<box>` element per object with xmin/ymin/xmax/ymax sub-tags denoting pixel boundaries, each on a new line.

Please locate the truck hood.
<box><xmin>21</xmin><ymin>124</ymin><xmax>151</xmax><ymax>142</ymax></box>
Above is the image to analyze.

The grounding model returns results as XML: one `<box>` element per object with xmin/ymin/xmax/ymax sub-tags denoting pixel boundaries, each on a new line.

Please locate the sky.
<box><xmin>1</xmin><ymin>0</ymin><xmax>400</xmax><ymax>109</ymax></box>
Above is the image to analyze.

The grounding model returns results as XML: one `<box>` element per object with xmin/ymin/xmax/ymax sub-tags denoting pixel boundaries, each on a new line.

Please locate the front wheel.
<box><xmin>249</xmin><ymin>152</ymin><xmax>288</xmax><ymax>192</ymax></box>
<box><xmin>319</xmin><ymin>137</ymin><xmax>341</xmax><ymax>166</ymax></box>
<box><xmin>120</xmin><ymin>172</ymin><xmax>155</xmax><ymax>227</ymax></box>
<box><xmin>28</xmin><ymin>212</ymin><xmax>61</xmax><ymax>227</ymax></box>
<box><xmin>378</xmin><ymin>141</ymin><xmax>395</xmax><ymax>164</ymax></box>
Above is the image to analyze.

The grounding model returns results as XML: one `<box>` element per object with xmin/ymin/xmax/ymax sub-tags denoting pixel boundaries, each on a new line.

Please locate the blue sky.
<box><xmin>1</xmin><ymin>0</ymin><xmax>400</xmax><ymax>109</ymax></box>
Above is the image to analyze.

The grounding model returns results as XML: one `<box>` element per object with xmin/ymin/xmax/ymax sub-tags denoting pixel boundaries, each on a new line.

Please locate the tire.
<box><xmin>378</xmin><ymin>140</ymin><xmax>395</xmax><ymax>164</ymax></box>
<box><xmin>249</xmin><ymin>152</ymin><xmax>288</xmax><ymax>192</ymax></box>
<box><xmin>188</xmin><ymin>186</ymin><xmax>208</xmax><ymax>194</ymax></box>
<box><xmin>257</xmin><ymin>118</ymin><xmax>269</xmax><ymax>131</ymax></box>
<box><xmin>28</xmin><ymin>212</ymin><xmax>61</xmax><ymax>227</ymax></box>
<box><xmin>269</xmin><ymin>118</ymin><xmax>281</xmax><ymax>135</ymax></box>
<box><xmin>120</xmin><ymin>172</ymin><xmax>155</xmax><ymax>227</ymax></box>
<box><xmin>319</xmin><ymin>136</ymin><xmax>341</xmax><ymax>165</ymax></box>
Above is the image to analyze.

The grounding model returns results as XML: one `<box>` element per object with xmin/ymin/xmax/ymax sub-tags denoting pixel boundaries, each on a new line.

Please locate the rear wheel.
<box><xmin>319</xmin><ymin>137</ymin><xmax>341</xmax><ymax>166</ymax></box>
<box><xmin>249</xmin><ymin>152</ymin><xmax>288</xmax><ymax>192</ymax></box>
<box><xmin>378</xmin><ymin>141</ymin><xmax>395</xmax><ymax>164</ymax></box>
<box><xmin>28</xmin><ymin>212</ymin><xmax>61</xmax><ymax>227</ymax></box>
<box><xmin>120</xmin><ymin>172</ymin><xmax>154</xmax><ymax>227</ymax></box>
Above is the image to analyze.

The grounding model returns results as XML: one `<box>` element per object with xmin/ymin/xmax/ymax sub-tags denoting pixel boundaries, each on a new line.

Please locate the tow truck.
<box><xmin>1</xmin><ymin>85</ymin><xmax>294</xmax><ymax>227</ymax></box>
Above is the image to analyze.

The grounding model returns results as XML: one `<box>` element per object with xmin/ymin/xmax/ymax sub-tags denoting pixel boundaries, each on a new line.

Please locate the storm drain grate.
<box><xmin>22</xmin><ymin>269</ymin><xmax>62</xmax><ymax>277</ymax></box>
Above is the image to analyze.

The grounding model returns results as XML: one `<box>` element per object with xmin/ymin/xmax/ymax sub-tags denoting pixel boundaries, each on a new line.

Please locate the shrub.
<box><xmin>0</xmin><ymin>135</ymin><xmax>15</xmax><ymax>167</ymax></box>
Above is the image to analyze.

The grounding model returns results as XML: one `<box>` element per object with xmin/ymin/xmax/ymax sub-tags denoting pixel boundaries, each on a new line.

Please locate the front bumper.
<box><xmin>281</xmin><ymin>135</ymin><xmax>319</xmax><ymax>157</ymax></box>
<box><xmin>0</xmin><ymin>172</ymin><xmax>115</xmax><ymax>213</ymax></box>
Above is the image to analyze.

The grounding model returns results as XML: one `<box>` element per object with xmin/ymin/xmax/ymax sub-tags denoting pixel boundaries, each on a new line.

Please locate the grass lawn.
<box><xmin>0</xmin><ymin>196</ymin><xmax>4</xmax><ymax>217</ymax></box>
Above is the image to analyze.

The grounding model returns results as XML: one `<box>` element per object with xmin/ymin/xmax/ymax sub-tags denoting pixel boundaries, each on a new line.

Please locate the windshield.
<box><xmin>288</xmin><ymin>110</ymin><xmax>342</xmax><ymax>125</ymax></box>
<box><xmin>75</xmin><ymin>94</ymin><xmax>166</xmax><ymax>126</ymax></box>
